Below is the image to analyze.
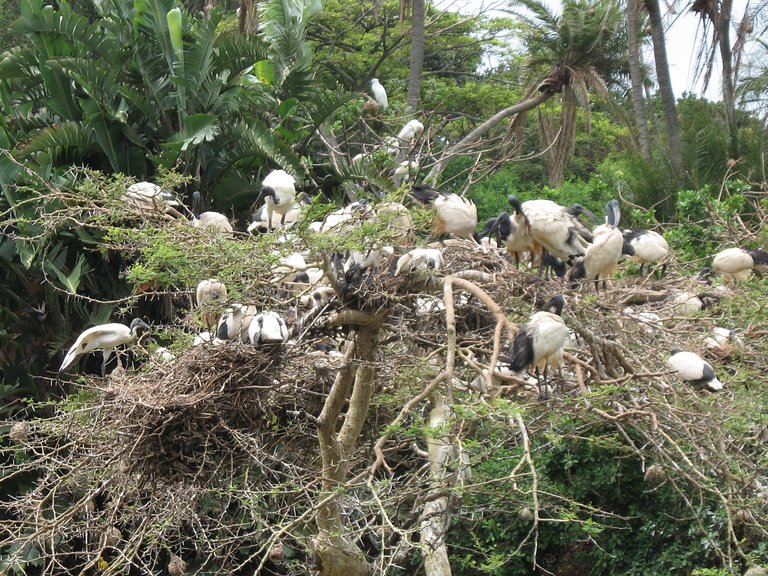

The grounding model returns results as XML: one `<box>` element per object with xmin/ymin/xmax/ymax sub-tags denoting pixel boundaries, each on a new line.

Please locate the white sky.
<box><xmin>432</xmin><ymin>0</ymin><xmax>753</xmax><ymax>101</ymax></box>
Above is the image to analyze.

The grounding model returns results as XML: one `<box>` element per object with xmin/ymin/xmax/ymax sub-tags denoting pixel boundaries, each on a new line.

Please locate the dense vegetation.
<box><xmin>1</xmin><ymin>0</ymin><xmax>767</xmax><ymax>574</ymax></box>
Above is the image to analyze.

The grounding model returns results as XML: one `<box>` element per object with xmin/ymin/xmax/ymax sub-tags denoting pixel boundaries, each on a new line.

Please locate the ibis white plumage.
<box><xmin>410</xmin><ymin>185</ymin><xmax>478</xmax><ymax>242</ymax></box>
<box><xmin>191</xmin><ymin>191</ymin><xmax>233</xmax><ymax>234</ymax></box>
<box><xmin>509</xmin><ymin>295</ymin><xmax>570</xmax><ymax>400</ymax></box>
<box><xmin>370</xmin><ymin>78</ymin><xmax>388</xmax><ymax>110</ymax></box>
<box><xmin>568</xmin><ymin>199</ymin><xmax>624</xmax><ymax>291</ymax></box>
<box><xmin>623</xmin><ymin>229</ymin><xmax>670</xmax><ymax>276</ymax></box>
<box><xmin>122</xmin><ymin>182</ymin><xmax>181</xmax><ymax>216</ymax></box>
<box><xmin>507</xmin><ymin>196</ymin><xmax>594</xmax><ymax>265</ymax></box>
<box><xmin>395</xmin><ymin>247</ymin><xmax>444</xmax><ymax>279</ymax></box>
<box><xmin>195</xmin><ymin>279</ymin><xmax>228</xmax><ymax>331</ymax></box>
<box><xmin>397</xmin><ymin>119</ymin><xmax>424</xmax><ymax>147</ymax></box>
<box><xmin>667</xmin><ymin>350</ymin><xmax>723</xmax><ymax>392</ymax></box>
<box><xmin>477</xmin><ymin>211</ymin><xmax>536</xmax><ymax>268</ymax></box>
<box><xmin>712</xmin><ymin>247</ymin><xmax>768</xmax><ymax>282</ymax></box>
<box><xmin>59</xmin><ymin>318</ymin><xmax>150</xmax><ymax>376</ymax></box>
<box><xmin>247</xmin><ymin>311</ymin><xmax>290</xmax><ymax>346</ymax></box>
<box><xmin>257</xmin><ymin>169</ymin><xmax>298</xmax><ymax>229</ymax></box>
<box><xmin>216</xmin><ymin>304</ymin><xmax>258</xmax><ymax>343</ymax></box>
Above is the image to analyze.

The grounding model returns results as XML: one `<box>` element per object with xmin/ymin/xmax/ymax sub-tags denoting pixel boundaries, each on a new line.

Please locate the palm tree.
<box><xmin>404</xmin><ymin>0</ymin><xmax>425</xmax><ymax>113</ymax></box>
<box><xmin>627</xmin><ymin>0</ymin><xmax>652</xmax><ymax>159</ymax></box>
<box><xmin>645</xmin><ymin>0</ymin><xmax>686</xmax><ymax>188</ymax></box>
<box><xmin>427</xmin><ymin>0</ymin><xmax>631</xmax><ymax>186</ymax></box>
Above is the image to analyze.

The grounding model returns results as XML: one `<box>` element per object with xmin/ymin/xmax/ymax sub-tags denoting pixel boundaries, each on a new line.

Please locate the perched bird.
<box><xmin>507</xmin><ymin>196</ymin><xmax>593</xmax><ymax>265</ymax></box>
<box><xmin>191</xmin><ymin>191</ymin><xmax>233</xmax><ymax>234</ymax></box>
<box><xmin>395</xmin><ymin>247</ymin><xmax>444</xmax><ymax>279</ymax></box>
<box><xmin>247</xmin><ymin>311</ymin><xmax>290</xmax><ymax>345</ymax></box>
<box><xmin>568</xmin><ymin>199</ymin><xmax>624</xmax><ymax>291</ymax></box>
<box><xmin>397</xmin><ymin>119</ymin><xmax>424</xmax><ymax>147</ymax></box>
<box><xmin>667</xmin><ymin>350</ymin><xmax>723</xmax><ymax>392</ymax></box>
<box><xmin>410</xmin><ymin>185</ymin><xmax>478</xmax><ymax>241</ymax></box>
<box><xmin>712</xmin><ymin>247</ymin><xmax>768</xmax><ymax>282</ymax></box>
<box><xmin>622</xmin><ymin>229</ymin><xmax>670</xmax><ymax>276</ymax></box>
<box><xmin>391</xmin><ymin>159</ymin><xmax>420</xmax><ymax>185</ymax></box>
<box><xmin>370</xmin><ymin>78</ymin><xmax>388</xmax><ymax>110</ymax></box>
<box><xmin>256</xmin><ymin>169</ymin><xmax>298</xmax><ymax>229</ymax></box>
<box><xmin>476</xmin><ymin>211</ymin><xmax>535</xmax><ymax>268</ymax></box>
<box><xmin>195</xmin><ymin>279</ymin><xmax>228</xmax><ymax>331</ymax></box>
<box><xmin>122</xmin><ymin>182</ymin><xmax>181</xmax><ymax>216</ymax></box>
<box><xmin>59</xmin><ymin>318</ymin><xmax>150</xmax><ymax>376</ymax></box>
<box><xmin>309</xmin><ymin>200</ymin><xmax>374</xmax><ymax>234</ymax></box>
<box><xmin>509</xmin><ymin>295</ymin><xmax>570</xmax><ymax>400</ymax></box>
<box><xmin>216</xmin><ymin>304</ymin><xmax>258</xmax><ymax>343</ymax></box>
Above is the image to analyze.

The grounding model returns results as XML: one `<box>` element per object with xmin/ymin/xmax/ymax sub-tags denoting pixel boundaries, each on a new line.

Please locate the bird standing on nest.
<box><xmin>509</xmin><ymin>295</ymin><xmax>569</xmax><ymax>400</ymax></box>
<box><xmin>409</xmin><ymin>185</ymin><xmax>479</xmax><ymax>243</ymax></box>
<box><xmin>256</xmin><ymin>169</ymin><xmax>298</xmax><ymax>230</ymax></box>
<box><xmin>59</xmin><ymin>318</ymin><xmax>150</xmax><ymax>376</ymax></box>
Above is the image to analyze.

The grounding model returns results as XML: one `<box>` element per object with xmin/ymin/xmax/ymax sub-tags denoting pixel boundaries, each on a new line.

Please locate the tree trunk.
<box><xmin>716</xmin><ymin>0</ymin><xmax>738</xmax><ymax>157</ymax></box>
<box><xmin>314</xmin><ymin>327</ymin><xmax>382</xmax><ymax>576</ymax></box>
<box><xmin>238</xmin><ymin>0</ymin><xmax>257</xmax><ymax>35</ymax></box>
<box><xmin>627</xmin><ymin>0</ymin><xmax>651</xmax><ymax>160</ymax></box>
<box><xmin>419</xmin><ymin>396</ymin><xmax>455</xmax><ymax>576</ymax></box>
<box><xmin>406</xmin><ymin>0</ymin><xmax>425</xmax><ymax>113</ymax></box>
<box><xmin>645</xmin><ymin>0</ymin><xmax>685</xmax><ymax>194</ymax></box>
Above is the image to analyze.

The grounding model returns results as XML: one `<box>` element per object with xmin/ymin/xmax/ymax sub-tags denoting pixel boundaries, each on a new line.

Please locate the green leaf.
<box><xmin>278</xmin><ymin>97</ymin><xmax>298</xmax><ymax>120</ymax></box>
<box><xmin>178</xmin><ymin>113</ymin><xmax>220</xmax><ymax>151</ymax></box>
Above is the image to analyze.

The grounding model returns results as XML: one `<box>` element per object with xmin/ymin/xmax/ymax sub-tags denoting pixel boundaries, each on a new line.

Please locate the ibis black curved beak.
<box><xmin>568</xmin><ymin>203</ymin><xmax>600</xmax><ymax>224</ymax></box>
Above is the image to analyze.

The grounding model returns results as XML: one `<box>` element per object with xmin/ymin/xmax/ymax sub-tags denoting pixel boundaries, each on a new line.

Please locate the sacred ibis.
<box><xmin>476</xmin><ymin>211</ymin><xmax>535</xmax><ymax>268</ymax></box>
<box><xmin>622</xmin><ymin>229</ymin><xmax>670</xmax><ymax>276</ymax></box>
<box><xmin>667</xmin><ymin>350</ymin><xmax>723</xmax><ymax>392</ymax></box>
<box><xmin>395</xmin><ymin>247</ymin><xmax>444</xmax><ymax>280</ymax></box>
<box><xmin>216</xmin><ymin>304</ymin><xmax>258</xmax><ymax>343</ymax></box>
<box><xmin>256</xmin><ymin>169</ymin><xmax>298</xmax><ymax>229</ymax></box>
<box><xmin>506</xmin><ymin>196</ymin><xmax>594</xmax><ymax>265</ymax></box>
<box><xmin>247</xmin><ymin>311</ymin><xmax>290</xmax><ymax>346</ymax></box>
<box><xmin>59</xmin><ymin>318</ymin><xmax>150</xmax><ymax>376</ymax></box>
<box><xmin>195</xmin><ymin>279</ymin><xmax>228</xmax><ymax>331</ymax></box>
<box><xmin>712</xmin><ymin>247</ymin><xmax>768</xmax><ymax>283</ymax></box>
<box><xmin>410</xmin><ymin>185</ymin><xmax>478</xmax><ymax>242</ymax></box>
<box><xmin>370</xmin><ymin>78</ymin><xmax>388</xmax><ymax>110</ymax></box>
<box><xmin>191</xmin><ymin>191</ymin><xmax>233</xmax><ymax>234</ymax></box>
<box><xmin>568</xmin><ymin>199</ymin><xmax>624</xmax><ymax>291</ymax></box>
<box><xmin>122</xmin><ymin>182</ymin><xmax>182</xmax><ymax>217</ymax></box>
<box><xmin>509</xmin><ymin>295</ymin><xmax>570</xmax><ymax>400</ymax></box>
<box><xmin>397</xmin><ymin>119</ymin><xmax>424</xmax><ymax>146</ymax></box>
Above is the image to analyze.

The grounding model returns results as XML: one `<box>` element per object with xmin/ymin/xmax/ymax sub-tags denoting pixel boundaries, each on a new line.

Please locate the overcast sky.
<box><xmin>431</xmin><ymin>0</ymin><xmax>753</xmax><ymax>101</ymax></box>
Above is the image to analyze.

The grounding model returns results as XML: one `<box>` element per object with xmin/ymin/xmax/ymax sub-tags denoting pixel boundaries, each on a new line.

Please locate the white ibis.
<box><xmin>712</xmin><ymin>247</ymin><xmax>768</xmax><ymax>282</ymax></box>
<box><xmin>122</xmin><ymin>182</ymin><xmax>181</xmax><ymax>216</ymax></box>
<box><xmin>247</xmin><ymin>311</ymin><xmax>290</xmax><ymax>345</ymax></box>
<box><xmin>216</xmin><ymin>304</ymin><xmax>258</xmax><ymax>343</ymax></box>
<box><xmin>59</xmin><ymin>318</ymin><xmax>150</xmax><ymax>376</ymax></box>
<box><xmin>395</xmin><ymin>247</ymin><xmax>444</xmax><ymax>279</ymax></box>
<box><xmin>191</xmin><ymin>191</ymin><xmax>233</xmax><ymax>234</ymax></box>
<box><xmin>370</xmin><ymin>78</ymin><xmax>388</xmax><ymax>110</ymax></box>
<box><xmin>667</xmin><ymin>350</ymin><xmax>723</xmax><ymax>392</ymax></box>
<box><xmin>509</xmin><ymin>295</ymin><xmax>569</xmax><ymax>400</ymax></box>
<box><xmin>397</xmin><ymin>119</ymin><xmax>424</xmax><ymax>147</ymax></box>
<box><xmin>195</xmin><ymin>279</ymin><xmax>228</xmax><ymax>331</ymax></box>
<box><xmin>507</xmin><ymin>196</ymin><xmax>594</xmax><ymax>265</ymax></box>
<box><xmin>256</xmin><ymin>169</ymin><xmax>298</xmax><ymax>229</ymax></box>
<box><xmin>476</xmin><ymin>211</ymin><xmax>535</xmax><ymax>268</ymax></box>
<box><xmin>409</xmin><ymin>185</ymin><xmax>478</xmax><ymax>242</ymax></box>
<box><xmin>568</xmin><ymin>199</ymin><xmax>624</xmax><ymax>291</ymax></box>
<box><xmin>622</xmin><ymin>229</ymin><xmax>670</xmax><ymax>276</ymax></box>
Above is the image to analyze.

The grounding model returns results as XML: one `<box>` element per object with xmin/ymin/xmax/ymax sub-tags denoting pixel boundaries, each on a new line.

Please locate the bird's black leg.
<box><xmin>638</xmin><ymin>263</ymin><xmax>645</xmax><ymax>276</ymax></box>
<box><xmin>281</xmin><ymin>213</ymin><xmax>287</xmax><ymax>227</ymax></box>
<box><xmin>101</xmin><ymin>354</ymin><xmax>107</xmax><ymax>378</ymax></box>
